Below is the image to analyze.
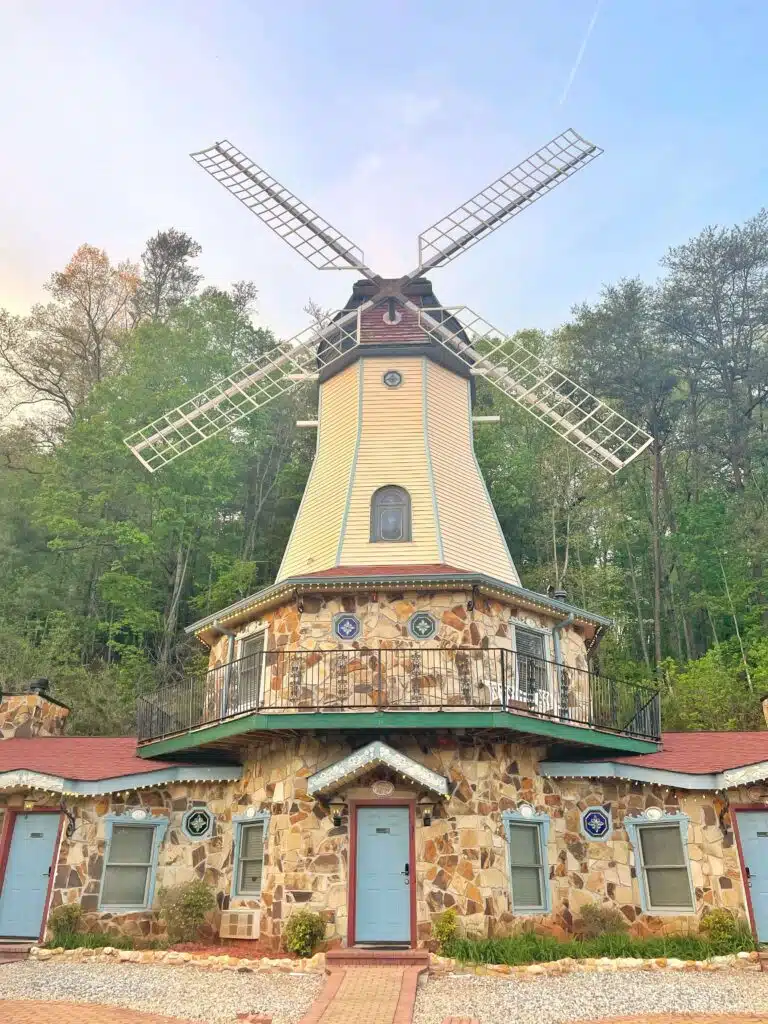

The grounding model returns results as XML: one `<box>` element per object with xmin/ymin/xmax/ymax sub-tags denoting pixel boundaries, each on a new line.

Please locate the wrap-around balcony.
<box><xmin>137</xmin><ymin>647</ymin><xmax>661</xmax><ymax>749</ymax></box>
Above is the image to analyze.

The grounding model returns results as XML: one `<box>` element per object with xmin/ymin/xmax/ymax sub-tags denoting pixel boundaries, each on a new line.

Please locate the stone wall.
<box><xmin>0</xmin><ymin>693</ymin><xmax>70</xmax><ymax>739</ymax></box>
<box><xmin>205</xmin><ymin>591</ymin><xmax>592</xmax><ymax>718</ymax></box>
<box><xmin>1</xmin><ymin>734</ymin><xmax>758</xmax><ymax>948</ymax></box>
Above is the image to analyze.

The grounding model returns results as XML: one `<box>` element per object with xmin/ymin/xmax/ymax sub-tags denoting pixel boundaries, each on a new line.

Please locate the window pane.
<box><xmin>515</xmin><ymin>628</ymin><xmax>546</xmax><ymax>659</ymax></box>
<box><xmin>639</xmin><ymin>825</ymin><xmax>685</xmax><ymax>866</ymax></box>
<box><xmin>508</xmin><ymin>824</ymin><xmax>540</xmax><ymax>866</ymax></box>
<box><xmin>102</xmin><ymin>865</ymin><xmax>150</xmax><ymax>906</ymax></box>
<box><xmin>646</xmin><ymin>867</ymin><xmax>692</xmax><ymax>908</ymax></box>
<box><xmin>109</xmin><ymin>825</ymin><xmax>153</xmax><ymax>864</ymax></box>
<box><xmin>511</xmin><ymin>866</ymin><xmax>543</xmax><ymax>908</ymax></box>
<box><xmin>241</xmin><ymin>823</ymin><xmax>264</xmax><ymax>860</ymax></box>
<box><xmin>239</xmin><ymin>858</ymin><xmax>263</xmax><ymax>894</ymax></box>
<box><xmin>379</xmin><ymin>508</ymin><xmax>404</xmax><ymax>541</ymax></box>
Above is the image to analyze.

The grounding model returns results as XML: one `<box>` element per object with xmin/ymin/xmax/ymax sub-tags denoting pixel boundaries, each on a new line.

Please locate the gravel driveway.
<box><xmin>0</xmin><ymin>961</ymin><xmax>322</xmax><ymax>1024</ymax></box>
<box><xmin>412</xmin><ymin>970</ymin><xmax>768</xmax><ymax>1024</ymax></box>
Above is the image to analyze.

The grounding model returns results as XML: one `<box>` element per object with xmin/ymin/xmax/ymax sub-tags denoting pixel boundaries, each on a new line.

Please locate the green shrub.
<box><xmin>44</xmin><ymin>931</ymin><xmax>141</xmax><ymax>950</ymax></box>
<box><xmin>158</xmin><ymin>880</ymin><xmax>216</xmax><ymax>943</ymax></box>
<box><xmin>441</xmin><ymin>928</ymin><xmax>755</xmax><ymax>967</ymax></box>
<box><xmin>577</xmin><ymin>901</ymin><xmax>629</xmax><ymax>938</ymax></box>
<box><xmin>283</xmin><ymin>910</ymin><xmax>326</xmax><ymax>957</ymax></box>
<box><xmin>48</xmin><ymin>903</ymin><xmax>83</xmax><ymax>943</ymax></box>
<box><xmin>433</xmin><ymin>909</ymin><xmax>458</xmax><ymax>952</ymax></box>
<box><xmin>700</xmin><ymin>908</ymin><xmax>738</xmax><ymax>943</ymax></box>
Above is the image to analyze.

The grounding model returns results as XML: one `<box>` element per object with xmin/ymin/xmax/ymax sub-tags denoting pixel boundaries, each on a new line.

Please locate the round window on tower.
<box><xmin>383</xmin><ymin>370</ymin><xmax>403</xmax><ymax>389</ymax></box>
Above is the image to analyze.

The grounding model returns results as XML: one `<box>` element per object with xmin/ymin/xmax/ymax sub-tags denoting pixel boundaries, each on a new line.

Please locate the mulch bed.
<box><xmin>168</xmin><ymin>941</ymin><xmax>299</xmax><ymax>960</ymax></box>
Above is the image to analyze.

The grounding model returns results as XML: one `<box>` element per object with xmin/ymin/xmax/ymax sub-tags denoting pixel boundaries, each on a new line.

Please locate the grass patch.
<box><xmin>43</xmin><ymin>932</ymin><xmax>167</xmax><ymax>951</ymax></box>
<box><xmin>442</xmin><ymin>928</ymin><xmax>756</xmax><ymax>966</ymax></box>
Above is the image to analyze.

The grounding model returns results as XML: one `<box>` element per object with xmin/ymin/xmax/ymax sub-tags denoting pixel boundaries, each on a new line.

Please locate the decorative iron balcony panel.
<box><xmin>136</xmin><ymin>648</ymin><xmax>660</xmax><ymax>744</ymax></box>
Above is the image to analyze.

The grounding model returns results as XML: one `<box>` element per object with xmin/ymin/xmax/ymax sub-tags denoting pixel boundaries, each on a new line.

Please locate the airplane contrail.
<box><xmin>559</xmin><ymin>0</ymin><xmax>604</xmax><ymax>106</ymax></box>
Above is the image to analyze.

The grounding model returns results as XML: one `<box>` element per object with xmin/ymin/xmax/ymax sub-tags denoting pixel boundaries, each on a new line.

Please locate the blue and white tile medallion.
<box><xmin>333</xmin><ymin>613</ymin><xmax>361</xmax><ymax>642</ymax></box>
<box><xmin>408</xmin><ymin>611</ymin><xmax>438</xmax><ymax>640</ymax></box>
<box><xmin>580</xmin><ymin>805</ymin><xmax>612</xmax><ymax>841</ymax></box>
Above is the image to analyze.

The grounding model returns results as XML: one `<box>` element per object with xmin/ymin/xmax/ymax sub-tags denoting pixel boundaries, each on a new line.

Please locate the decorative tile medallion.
<box><xmin>408</xmin><ymin>611</ymin><xmax>438</xmax><ymax>640</ymax></box>
<box><xmin>333</xmin><ymin>613</ymin><xmax>361</xmax><ymax>642</ymax></box>
<box><xmin>580</xmin><ymin>805</ymin><xmax>612</xmax><ymax>840</ymax></box>
<box><xmin>182</xmin><ymin>806</ymin><xmax>215</xmax><ymax>840</ymax></box>
<box><xmin>383</xmin><ymin>369</ymin><xmax>403</xmax><ymax>388</ymax></box>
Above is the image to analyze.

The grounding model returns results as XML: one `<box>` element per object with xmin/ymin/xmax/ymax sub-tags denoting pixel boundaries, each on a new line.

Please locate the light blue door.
<box><xmin>0</xmin><ymin>813</ymin><xmax>60</xmax><ymax>938</ymax></box>
<box><xmin>355</xmin><ymin>807</ymin><xmax>411</xmax><ymax>943</ymax></box>
<box><xmin>737</xmin><ymin>811</ymin><xmax>768</xmax><ymax>941</ymax></box>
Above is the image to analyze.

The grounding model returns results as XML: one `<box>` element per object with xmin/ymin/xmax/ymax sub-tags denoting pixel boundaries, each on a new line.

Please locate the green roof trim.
<box><xmin>185</xmin><ymin>569</ymin><xmax>613</xmax><ymax>640</ymax></box>
<box><xmin>137</xmin><ymin>710</ymin><xmax>657</xmax><ymax>760</ymax></box>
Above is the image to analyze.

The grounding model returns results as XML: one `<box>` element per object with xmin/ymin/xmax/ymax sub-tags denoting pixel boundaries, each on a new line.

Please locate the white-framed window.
<box><xmin>232</xmin><ymin>812</ymin><xmax>269</xmax><ymax>898</ymax></box>
<box><xmin>625</xmin><ymin>814</ymin><xmax>695</xmax><ymax>913</ymax></box>
<box><xmin>509</xmin><ymin>619</ymin><xmax>552</xmax><ymax>707</ymax></box>
<box><xmin>502</xmin><ymin>810</ymin><xmax>551</xmax><ymax>914</ymax></box>
<box><xmin>99</xmin><ymin>816</ymin><xmax>168</xmax><ymax>911</ymax></box>
<box><xmin>226</xmin><ymin>627</ymin><xmax>267</xmax><ymax>714</ymax></box>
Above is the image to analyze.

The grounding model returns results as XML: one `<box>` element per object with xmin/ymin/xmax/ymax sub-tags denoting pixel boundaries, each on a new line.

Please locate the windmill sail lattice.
<box><xmin>191</xmin><ymin>141</ymin><xmax>373</xmax><ymax>274</ymax></box>
<box><xmin>416</xmin><ymin>306</ymin><xmax>652</xmax><ymax>472</ymax></box>
<box><xmin>124</xmin><ymin>309</ymin><xmax>361</xmax><ymax>472</ymax></box>
<box><xmin>126</xmin><ymin>129</ymin><xmax>651</xmax><ymax>479</ymax></box>
<box><xmin>415</xmin><ymin>129</ymin><xmax>602</xmax><ymax>274</ymax></box>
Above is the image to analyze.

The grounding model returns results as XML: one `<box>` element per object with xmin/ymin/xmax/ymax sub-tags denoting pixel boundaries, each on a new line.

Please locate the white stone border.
<box><xmin>28</xmin><ymin>946</ymin><xmax>763</xmax><ymax>977</ymax></box>
<box><xmin>429</xmin><ymin>950</ymin><xmax>763</xmax><ymax>976</ymax></box>
<box><xmin>29</xmin><ymin>946</ymin><xmax>325</xmax><ymax>974</ymax></box>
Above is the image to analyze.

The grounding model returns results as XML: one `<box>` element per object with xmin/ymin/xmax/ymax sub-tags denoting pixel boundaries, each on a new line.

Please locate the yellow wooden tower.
<box><xmin>277</xmin><ymin>279</ymin><xmax>519</xmax><ymax>585</ymax></box>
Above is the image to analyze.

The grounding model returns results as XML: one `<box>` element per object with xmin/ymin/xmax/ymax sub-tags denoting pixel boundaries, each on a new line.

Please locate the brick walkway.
<box><xmin>299</xmin><ymin>966</ymin><xmax>424</xmax><ymax>1024</ymax></box>
<box><xmin>0</xmin><ymin>1002</ymin><xmax>199</xmax><ymax>1024</ymax></box>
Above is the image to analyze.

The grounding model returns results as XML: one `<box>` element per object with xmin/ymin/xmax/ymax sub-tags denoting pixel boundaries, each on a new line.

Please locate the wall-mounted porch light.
<box><xmin>329</xmin><ymin>798</ymin><xmax>346</xmax><ymax>827</ymax></box>
<box><xmin>418</xmin><ymin>796</ymin><xmax>435</xmax><ymax>826</ymax></box>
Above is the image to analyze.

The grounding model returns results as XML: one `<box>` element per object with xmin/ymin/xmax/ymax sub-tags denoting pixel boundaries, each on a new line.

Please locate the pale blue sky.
<box><xmin>1</xmin><ymin>0</ymin><xmax>766</xmax><ymax>337</ymax></box>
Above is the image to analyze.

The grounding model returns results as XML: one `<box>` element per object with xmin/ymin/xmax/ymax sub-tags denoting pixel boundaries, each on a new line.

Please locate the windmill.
<box><xmin>124</xmin><ymin>130</ymin><xmax>652</xmax><ymax>476</ymax></box>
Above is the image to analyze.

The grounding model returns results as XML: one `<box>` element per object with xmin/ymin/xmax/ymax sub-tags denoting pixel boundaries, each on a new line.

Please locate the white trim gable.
<box><xmin>307</xmin><ymin>740</ymin><xmax>448</xmax><ymax>797</ymax></box>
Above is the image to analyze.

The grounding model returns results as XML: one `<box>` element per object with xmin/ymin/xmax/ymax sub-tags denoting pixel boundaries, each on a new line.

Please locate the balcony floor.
<box><xmin>136</xmin><ymin>707</ymin><xmax>660</xmax><ymax>760</ymax></box>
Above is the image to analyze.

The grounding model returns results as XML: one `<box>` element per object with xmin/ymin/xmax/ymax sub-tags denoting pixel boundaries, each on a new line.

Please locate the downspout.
<box><xmin>552</xmin><ymin>613</ymin><xmax>575</xmax><ymax>718</ymax></box>
<box><xmin>211</xmin><ymin>626</ymin><xmax>238</xmax><ymax>718</ymax></box>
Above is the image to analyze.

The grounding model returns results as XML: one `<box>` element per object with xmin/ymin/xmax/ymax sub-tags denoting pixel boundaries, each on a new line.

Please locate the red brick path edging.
<box><xmin>298</xmin><ymin>964</ymin><xmax>426</xmax><ymax>1024</ymax></box>
<box><xmin>0</xmin><ymin>1002</ymin><xmax>199</xmax><ymax>1023</ymax></box>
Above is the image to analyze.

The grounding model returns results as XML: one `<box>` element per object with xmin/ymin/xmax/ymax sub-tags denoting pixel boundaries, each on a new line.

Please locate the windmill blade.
<box><xmin>192</xmin><ymin>140</ymin><xmax>375</xmax><ymax>276</ymax></box>
<box><xmin>413</xmin><ymin>130</ymin><xmax>602</xmax><ymax>276</ymax></box>
<box><xmin>415</xmin><ymin>305</ymin><xmax>652</xmax><ymax>473</ymax></box>
<box><xmin>124</xmin><ymin>308</ymin><xmax>362</xmax><ymax>472</ymax></box>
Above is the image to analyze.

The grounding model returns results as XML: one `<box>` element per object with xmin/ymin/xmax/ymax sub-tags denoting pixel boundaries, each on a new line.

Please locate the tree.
<box><xmin>0</xmin><ymin>244</ymin><xmax>139</xmax><ymax>431</ymax></box>
<box><xmin>133</xmin><ymin>229</ymin><xmax>202</xmax><ymax>323</ymax></box>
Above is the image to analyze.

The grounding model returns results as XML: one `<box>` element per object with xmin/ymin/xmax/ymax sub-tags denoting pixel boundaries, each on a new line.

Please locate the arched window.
<box><xmin>370</xmin><ymin>486</ymin><xmax>411</xmax><ymax>542</ymax></box>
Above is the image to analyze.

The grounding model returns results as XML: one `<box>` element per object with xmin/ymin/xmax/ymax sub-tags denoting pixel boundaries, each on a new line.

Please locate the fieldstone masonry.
<box><xmin>2</xmin><ymin>733</ymin><xmax>758</xmax><ymax>947</ymax></box>
<box><xmin>0</xmin><ymin>691</ymin><xmax>70</xmax><ymax>739</ymax></box>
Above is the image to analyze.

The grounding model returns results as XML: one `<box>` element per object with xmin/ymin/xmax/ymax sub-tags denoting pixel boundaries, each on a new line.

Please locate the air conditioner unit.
<box><xmin>219</xmin><ymin>909</ymin><xmax>261</xmax><ymax>940</ymax></box>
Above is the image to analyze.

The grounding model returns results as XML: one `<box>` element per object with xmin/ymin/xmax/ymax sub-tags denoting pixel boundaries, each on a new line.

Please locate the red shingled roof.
<box><xmin>611</xmin><ymin>731</ymin><xmax>768</xmax><ymax>774</ymax></box>
<box><xmin>300</xmin><ymin>564</ymin><xmax>466</xmax><ymax>578</ymax></box>
<box><xmin>0</xmin><ymin>737</ymin><xmax>183</xmax><ymax>781</ymax></box>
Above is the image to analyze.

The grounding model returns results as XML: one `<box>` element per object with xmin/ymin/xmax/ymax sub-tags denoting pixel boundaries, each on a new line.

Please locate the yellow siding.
<box><xmin>426</xmin><ymin>361</ymin><xmax>519</xmax><ymax>585</ymax></box>
<box><xmin>276</xmin><ymin>362</ymin><xmax>361</xmax><ymax>581</ymax></box>
<box><xmin>338</xmin><ymin>357</ymin><xmax>441</xmax><ymax>565</ymax></box>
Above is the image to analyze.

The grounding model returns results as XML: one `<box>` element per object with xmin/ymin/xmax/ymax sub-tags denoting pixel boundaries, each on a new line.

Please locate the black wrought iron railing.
<box><xmin>137</xmin><ymin>647</ymin><xmax>660</xmax><ymax>744</ymax></box>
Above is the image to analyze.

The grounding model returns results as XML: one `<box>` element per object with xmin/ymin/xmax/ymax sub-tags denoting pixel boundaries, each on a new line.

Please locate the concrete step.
<box><xmin>327</xmin><ymin>947</ymin><xmax>430</xmax><ymax>968</ymax></box>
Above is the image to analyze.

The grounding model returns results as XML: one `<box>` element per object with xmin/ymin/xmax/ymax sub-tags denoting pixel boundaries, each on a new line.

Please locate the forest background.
<box><xmin>1</xmin><ymin>214</ymin><xmax>766</xmax><ymax>735</ymax></box>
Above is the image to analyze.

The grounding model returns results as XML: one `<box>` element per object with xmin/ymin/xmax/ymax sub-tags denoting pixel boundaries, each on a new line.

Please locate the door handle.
<box><xmin>401</xmin><ymin>863</ymin><xmax>410</xmax><ymax>885</ymax></box>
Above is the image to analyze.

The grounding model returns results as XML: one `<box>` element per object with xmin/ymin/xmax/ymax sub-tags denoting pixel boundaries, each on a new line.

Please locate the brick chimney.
<box><xmin>762</xmin><ymin>694</ymin><xmax>768</xmax><ymax>730</ymax></box>
<box><xmin>0</xmin><ymin>679</ymin><xmax>70</xmax><ymax>739</ymax></box>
